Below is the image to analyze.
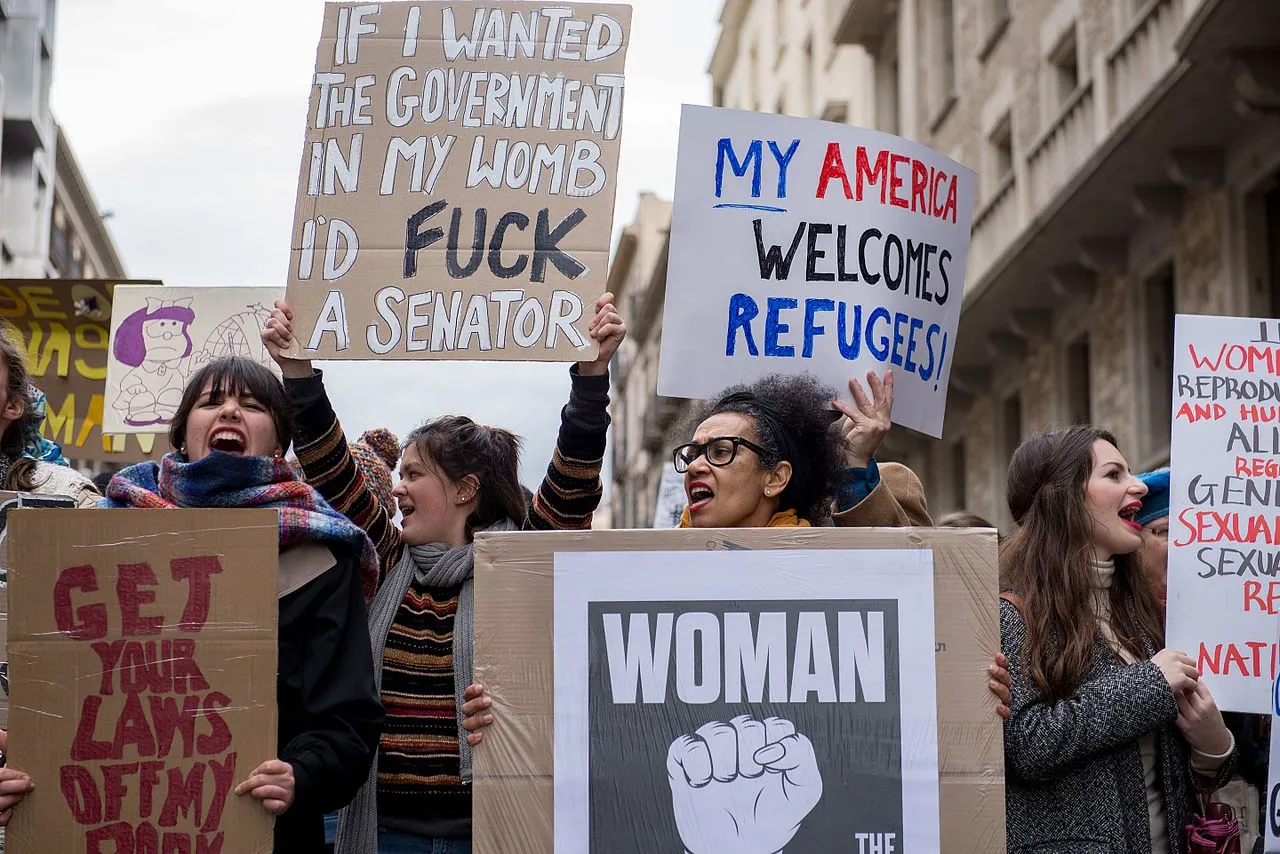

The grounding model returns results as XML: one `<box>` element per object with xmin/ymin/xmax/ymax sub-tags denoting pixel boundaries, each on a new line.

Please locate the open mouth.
<box><xmin>399</xmin><ymin>503</ymin><xmax>416</xmax><ymax>519</ymax></box>
<box><xmin>687</xmin><ymin>482</ymin><xmax>714</xmax><ymax>513</ymax></box>
<box><xmin>1119</xmin><ymin>502</ymin><xmax>1142</xmax><ymax>532</ymax></box>
<box><xmin>209</xmin><ymin>430</ymin><xmax>246</xmax><ymax>454</ymax></box>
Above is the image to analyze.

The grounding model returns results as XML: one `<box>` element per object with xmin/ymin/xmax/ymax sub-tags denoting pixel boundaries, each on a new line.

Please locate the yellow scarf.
<box><xmin>677</xmin><ymin>507</ymin><xmax>811</xmax><ymax>528</ymax></box>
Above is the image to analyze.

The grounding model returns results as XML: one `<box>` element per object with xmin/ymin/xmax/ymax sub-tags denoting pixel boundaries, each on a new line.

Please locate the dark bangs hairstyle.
<box><xmin>405</xmin><ymin>415</ymin><xmax>528</xmax><ymax>539</ymax></box>
<box><xmin>169</xmin><ymin>357</ymin><xmax>294</xmax><ymax>455</ymax></box>
<box><xmin>0</xmin><ymin>325</ymin><xmax>39</xmax><ymax>491</ymax></box>
<box><xmin>676</xmin><ymin>373</ymin><xmax>842</xmax><ymax>525</ymax></box>
<box><xmin>999</xmin><ymin>425</ymin><xmax>1164</xmax><ymax>702</ymax></box>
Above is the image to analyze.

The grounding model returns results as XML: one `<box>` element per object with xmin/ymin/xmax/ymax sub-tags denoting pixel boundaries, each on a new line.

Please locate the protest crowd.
<box><xmin>0</xmin><ymin>2</ymin><xmax>1273</xmax><ymax>853</ymax></box>
<box><xmin>0</xmin><ymin>291</ymin><xmax>1260</xmax><ymax>852</ymax></box>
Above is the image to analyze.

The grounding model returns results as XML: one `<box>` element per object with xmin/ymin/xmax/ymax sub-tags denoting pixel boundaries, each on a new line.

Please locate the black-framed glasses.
<box><xmin>672</xmin><ymin>436</ymin><xmax>768</xmax><ymax>473</ymax></box>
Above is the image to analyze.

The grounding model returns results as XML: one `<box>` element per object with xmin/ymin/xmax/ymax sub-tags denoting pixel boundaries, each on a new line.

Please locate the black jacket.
<box><xmin>274</xmin><ymin>544</ymin><xmax>384</xmax><ymax>852</ymax></box>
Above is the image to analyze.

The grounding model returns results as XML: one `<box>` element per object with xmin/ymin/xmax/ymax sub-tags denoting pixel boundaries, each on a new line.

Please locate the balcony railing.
<box><xmin>1025</xmin><ymin>81</ymin><xmax>1097</xmax><ymax>215</ymax></box>
<box><xmin>967</xmin><ymin>175</ymin><xmax>1019</xmax><ymax>291</ymax></box>
<box><xmin>1106</xmin><ymin>0</ymin><xmax>1184</xmax><ymax>125</ymax></box>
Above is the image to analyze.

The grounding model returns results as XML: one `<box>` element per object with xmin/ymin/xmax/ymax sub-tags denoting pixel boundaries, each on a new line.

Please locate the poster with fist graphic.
<box><xmin>554</xmin><ymin>548</ymin><xmax>940</xmax><ymax>853</ymax></box>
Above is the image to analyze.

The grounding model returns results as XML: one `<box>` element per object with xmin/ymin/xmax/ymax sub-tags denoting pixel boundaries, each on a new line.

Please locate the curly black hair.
<box><xmin>675</xmin><ymin>373</ymin><xmax>843</xmax><ymax>525</ymax></box>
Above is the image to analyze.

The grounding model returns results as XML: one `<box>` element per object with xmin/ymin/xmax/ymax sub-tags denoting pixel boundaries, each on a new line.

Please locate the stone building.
<box><xmin>609</xmin><ymin>0</ymin><xmax>884</xmax><ymax>528</ymax></box>
<box><xmin>0</xmin><ymin>0</ymin><xmax>57</xmax><ymax>276</ymax></box>
<box><xmin>607</xmin><ymin>192</ymin><xmax>675</xmax><ymax>530</ymax></box>
<box><xmin>831</xmin><ymin>0</ymin><xmax>1280</xmax><ymax>529</ymax></box>
<box><xmin>611</xmin><ymin>0</ymin><xmax>1280</xmax><ymax>530</ymax></box>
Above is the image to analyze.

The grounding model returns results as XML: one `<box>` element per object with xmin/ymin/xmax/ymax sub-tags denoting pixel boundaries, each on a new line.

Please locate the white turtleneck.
<box><xmin>1090</xmin><ymin>558</ymin><xmax>1232</xmax><ymax>854</ymax></box>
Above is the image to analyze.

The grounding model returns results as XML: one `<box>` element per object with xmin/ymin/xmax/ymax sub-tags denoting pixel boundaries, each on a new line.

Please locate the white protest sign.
<box><xmin>1266</xmin><ymin>645</ymin><xmax>1280</xmax><ymax>851</ymax></box>
<box><xmin>1166</xmin><ymin>314</ymin><xmax>1280</xmax><ymax>714</ymax></box>
<box><xmin>553</xmin><ymin>548</ymin><xmax>939</xmax><ymax>852</ymax></box>
<box><xmin>657</xmin><ymin>106</ymin><xmax>975</xmax><ymax>438</ymax></box>
<box><xmin>651</xmin><ymin>462</ymin><xmax>685</xmax><ymax>528</ymax></box>
<box><xmin>103</xmin><ymin>286</ymin><xmax>283</xmax><ymax>434</ymax></box>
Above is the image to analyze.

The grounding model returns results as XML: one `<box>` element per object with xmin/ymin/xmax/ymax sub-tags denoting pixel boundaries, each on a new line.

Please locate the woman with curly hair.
<box><xmin>673</xmin><ymin>370</ymin><xmax>931</xmax><ymax>528</ymax></box>
<box><xmin>1000</xmin><ymin>425</ymin><xmax>1235</xmax><ymax>853</ymax></box>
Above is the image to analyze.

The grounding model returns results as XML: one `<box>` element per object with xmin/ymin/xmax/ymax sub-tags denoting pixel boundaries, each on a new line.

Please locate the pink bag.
<box><xmin>1185</xmin><ymin>781</ymin><xmax>1241</xmax><ymax>854</ymax></box>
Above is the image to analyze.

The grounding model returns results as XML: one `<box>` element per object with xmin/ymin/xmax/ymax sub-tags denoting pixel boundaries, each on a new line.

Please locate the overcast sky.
<box><xmin>49</xmin><ymin>0</ymin><xmax>715</xmax><ymax>496</ymax></box>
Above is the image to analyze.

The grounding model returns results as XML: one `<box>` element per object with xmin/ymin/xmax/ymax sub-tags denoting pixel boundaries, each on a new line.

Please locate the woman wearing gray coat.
<box><xmin>999</xmin><ymin>426</ymin><xmax>1236</xmax><ymax>854</ymax></box>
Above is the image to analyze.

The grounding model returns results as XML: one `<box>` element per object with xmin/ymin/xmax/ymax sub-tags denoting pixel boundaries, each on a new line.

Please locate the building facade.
<box><xmin>831</xmin><ymin>0</ymin><xmax>1280</xmax><ymax>529</ymax></box>
<box><xmin>611</xmin><ymin>0</ymin><xmax>1280</xmax><ymax>530</ymax></box>
<box><xmin>0</xmin><ymin>0</ymin><xmax>57</xmax><ymax>277</ymax></box>
<box><xmin>608</xmin><ymin>192</ymin><xmax>675</xmax><ymax>530</ymax></box>
<box><xmin>609</xmin><ymin>0</ymin><xmax>888</xmax><ymax>528</ymax></box>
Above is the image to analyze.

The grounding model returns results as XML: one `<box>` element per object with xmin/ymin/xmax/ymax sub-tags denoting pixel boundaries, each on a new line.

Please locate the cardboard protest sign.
<box><xmin>0</xmin><ymin>492</ymin><xmax>80</xmax><ymax>731</ymax></box>
<box><xmin>0</xmin><ymin>280</ymin><xmax>165</xmax><ymax>463</ymax></box>
<box><xmin>657</xmin><ymin>107</ymin><xmax>976</xmax><ymax>438</ymax></box>
<box><xmin>103</xmin><ymin>286</ymin><xmax>283</xmax><ymax>434</ymax></box>
<box><xmin>283</xmin><ymin>2</ymin><xmax>631</xmax><ymax>362</ymax></box>
<box><xmin>474</xmin><ymin>528</ymin><xmax>1004</xmax><ymax>853</ymax></box>
<box><xmin>4</xmin><ymin>509</ymin><xmax>278</xmax><ymax>854</ymax></box>
<box><xmin>1166</xmin><ymin>314</ymin><xmax>1280</xmax><ymax>714</ymax></box>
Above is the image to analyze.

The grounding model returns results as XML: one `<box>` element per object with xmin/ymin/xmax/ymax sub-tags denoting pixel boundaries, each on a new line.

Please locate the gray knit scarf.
<box><xmin>336</xmin><ymin>518</ymin><xmax>519</xmax><ymax>854</ymax></box>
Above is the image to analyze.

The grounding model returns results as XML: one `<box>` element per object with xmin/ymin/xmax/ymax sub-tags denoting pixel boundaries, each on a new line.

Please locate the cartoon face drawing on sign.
<box><xmin>199</xmin><ymin>303</ymin><xmax>273</xmax><ymax>364</ymax></box>
<box><xmin>110</xmin><ymin>298</ymin><xmax>197</xmax><ymax>427</ymax></box>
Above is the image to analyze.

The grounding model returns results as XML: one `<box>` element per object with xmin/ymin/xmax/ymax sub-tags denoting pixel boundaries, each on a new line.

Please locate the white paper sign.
<box><xmin>104</xmin><ymin>286</ymin><xmax>284</xmax><ymax>434</ymax></box>
<box><xmin>553</xmin><ymin>548</ymin><xmax>939</xmax><ymax>853</ymax></box>
<box><xmin>657</xmin><ymin>106</ymin><xmax>975</xmax><ymax>438</ymax></box>
<box><xmin>1266</xmin><ymin>648</ymin><xmax>1280</xmax><ymax>851</ymax></box>
<box><xmin>1166</xmin><ymin>313</ymin><xmax>1280</xmax><ymax>714</ymax></box>
<box><xmin>651</xmin><ymin>463</ymin><xmax>685</xmax><ymax>528</ymax></box>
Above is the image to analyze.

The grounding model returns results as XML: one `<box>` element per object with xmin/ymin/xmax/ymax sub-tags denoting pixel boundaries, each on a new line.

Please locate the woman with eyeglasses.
<box><xmin>673</xmin><ymin>370</ymin><xmax>932</xmax><ymax>528</ymax></box>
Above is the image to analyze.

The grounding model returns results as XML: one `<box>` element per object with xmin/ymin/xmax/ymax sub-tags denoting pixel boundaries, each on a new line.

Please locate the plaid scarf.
<box><xmin>102</xmin><ymin>451</ymin><xmax>380</xmax><ymax>602</ymax></box>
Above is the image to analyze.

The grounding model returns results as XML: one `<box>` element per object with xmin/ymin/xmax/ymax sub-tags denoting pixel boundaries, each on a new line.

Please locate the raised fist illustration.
<box><xmin>666</xmin><ymin>715</ymin><xmax>823</xmax><ymax>854</ymax></box>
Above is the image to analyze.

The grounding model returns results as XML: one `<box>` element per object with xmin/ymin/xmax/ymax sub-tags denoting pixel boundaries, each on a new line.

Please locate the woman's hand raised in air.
<box><xmin>577</xmin><ymin>293</ymin><xmax>627</xmax><ymax>378</ymax></box>
<box><xmin>261</xmin><ymin>299</ymin><xmax>315</xmax><ymax>380</ymax></box>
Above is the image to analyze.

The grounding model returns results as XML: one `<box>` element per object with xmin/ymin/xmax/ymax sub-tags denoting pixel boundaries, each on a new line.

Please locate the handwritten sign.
<box><xmin>104</xmin><ymin>286</ymin><xmax>283</xmax><ymax>435</ymax></box>
<box><xmin>283</xmin><ymin>2</ymin><xmax>631</xmax><ymax>362</ymax></box>
<box><xmin>5</xmin><ymin>509</ymin><xmax>278</xmax><ymax>854</ymax></box>
<box><xmin>1166</xmin><ymin>314</ymin><xmax>1280</xmax><ymax>713</ymax></box>
<box><xmin>656</xmin><ymin>107</ymin><xmax>975</xmax><ymax>438</ymax></box>
<box><xmin>0</xmin><ymin>280</ymin><xmax>165</xmax><ymax>463</ymax></box>
<box><xmin>1266</xmin><ymin>638</ymin><xmax>1280</xmax><ymax>852</ymax></box>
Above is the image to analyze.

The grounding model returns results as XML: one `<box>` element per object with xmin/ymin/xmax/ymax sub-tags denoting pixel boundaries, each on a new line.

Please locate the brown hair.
<box><xmin>999</xmin><ymin>425</ymin><xmax>1164</xmax><ymax>702</ymax></box>
<box><xmin>405</xmin><ymin>416</ymin><xmax>527</xmax><ymax>540</ymax></box>
<box><xmin>0</xmin><ymin>326</ymin><xmax>40</xmax><ymax>492</ymax></box>
<box><xmin>169</xmin><ymin>357</ymin><xmax>294</xmax><ymax>455</ymax></box>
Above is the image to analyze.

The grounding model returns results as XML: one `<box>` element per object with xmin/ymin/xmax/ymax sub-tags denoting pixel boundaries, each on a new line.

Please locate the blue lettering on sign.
<box><xmin>723</xmin><ymin>294</ymin><xmax>950</xmax><ymax>385</ymax></box>
<box><xmin>716</xmin><ymin>139</ymin><xmax>763</xmax><ymax>198</ymax></box>
<box><xmin>714</xmin><ymin>138</ymin><xmax>802</xmax><ymax>201</ymax></box>
<box><xmin>764</xmin><ymin>297</ymin><xmax>798</xmax><ymax>357</ymax></box>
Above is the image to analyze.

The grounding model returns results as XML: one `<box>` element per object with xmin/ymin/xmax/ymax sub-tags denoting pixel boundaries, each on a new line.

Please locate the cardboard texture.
<box><xmin>0</xmin><ymin>491</ymin><xmax>80</xmax><ymax>730</ymax></box>
<box><xmin>473</xmin><ymin>527</ymin><xmax>1005</xmax><ymax>854</ymax></box>
<box><xmin>657</xmin><ymin>107</ymin><xmax>976</xmax><ymax>438</ymax></box>
<box><xmin>103</xmin><ymin>286</ymin><xmax>285</xmax><ymax>434</ymax></box>
<box><xmin>5</xmin><ymin>509</ymin><xmax>279</xmax><ymax>854</ymax></box>
<box><xmin>0</xmin><ymin>279</ymin><xmax>166</xmax><ymax>463</ymax></box>
<box><xmin>284</xmin><ymin>2</ymin><xmax>631</xmax><ymax>362</ymax></box>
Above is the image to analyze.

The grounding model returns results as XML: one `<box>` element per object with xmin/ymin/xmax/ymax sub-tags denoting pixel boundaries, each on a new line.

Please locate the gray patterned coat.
<box><xmin>1001</xmin><ymin>600</ymin><xmax>1237</xmax><ymax>854</ymax></box>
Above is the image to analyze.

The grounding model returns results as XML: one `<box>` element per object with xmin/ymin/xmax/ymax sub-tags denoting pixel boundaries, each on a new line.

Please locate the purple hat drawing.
<box><xmin>113</xmin><ymin>298</ymin><xmax>196</xmax><ymax>367</ymax></box>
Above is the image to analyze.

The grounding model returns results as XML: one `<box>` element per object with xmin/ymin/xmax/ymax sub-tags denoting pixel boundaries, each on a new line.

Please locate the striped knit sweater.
<box><xmin>285</xmin><ymin>366</ymin><xmax>609</xmax><ymax>837</ymax></box>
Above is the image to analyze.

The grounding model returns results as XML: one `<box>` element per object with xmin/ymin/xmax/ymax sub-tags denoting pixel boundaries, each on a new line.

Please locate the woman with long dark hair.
<box><xmin>0</xmin><ymin>326</ymin><xmax>97</xmax><ymax>505</ymax></box>
<box><xmin>263</xmin><ymin>295</ymin><xmax>625</xmax><ymax>854</ymax></box>
<box><xmin>0</xmin><ymin>357</ymin><xmax>385</xmax><ymax>853</ymax></box>
<box><xmin>1001</xmin><ymin>425</ymin><xmax>1235</xmax><ymax>853</ymax></box>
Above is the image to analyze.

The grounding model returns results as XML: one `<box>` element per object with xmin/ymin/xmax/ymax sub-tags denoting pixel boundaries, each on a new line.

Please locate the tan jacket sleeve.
<box><xmin>832</xmin><ymin>462</ymin><xmax>933</xmax><ymax>527</ymax></box>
